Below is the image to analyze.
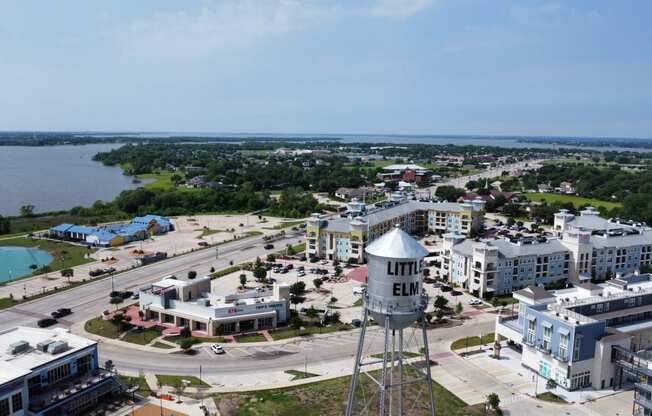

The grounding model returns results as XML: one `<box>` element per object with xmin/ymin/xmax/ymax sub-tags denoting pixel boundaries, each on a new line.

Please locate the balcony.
<box><xmin>29</xmin><ymin>369</ymin><xmax>116</xmax><ymax>413</ymax></box>
<box><xmin>536</xmin><ymin>342</ymin><xmax>552</xmax><ymax>355</ymax></box>
<box><xmin>553</xmin><ymin>350</ymin><xmax>569</xmax><ymax>362</ymax></box>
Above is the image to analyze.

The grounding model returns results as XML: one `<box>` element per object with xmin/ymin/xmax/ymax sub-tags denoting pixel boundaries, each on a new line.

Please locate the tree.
<box><xmin>435</xmin><ymin>309</ymin><xmax>444</xmax><ymax>321</ymax></box>
<box><xmin>455</xmin><ymin>302</ymin><xmax>463</xmax><ymax>315</ymax></box>
<box><xmin>61</xmin><ymin>268</ymin><xmax>74</xmax><ymax>283</ymax></box>
<box><xmin>286</xmin><ymin>244</ymin><xmax>296</xmax><ymax>256</ymax></box>
<box><xmin>267</xmin><ymin>253</ymin><xmax>276</xmax><ymax>263</ymax></box>
<box><xmin>334</xmin><ymin>266</ymin><xmax>343</xmax><ymax>277</ymax></box>
<box><xmin>487</xmin><ymin>393</ymin><xmax>500</xmax><ymax>411</ymax></box>
<box><xmin>179</xmin><ymin>339</ymin><xmax>193</xmax><ymax>353</ymax></box>
<box><xmin>305</xmin><ymin>306</ymin><xmax>319</xmax><ymax>319</ymax></box>
<box><xmin>210</xmin><ymin>266</ymin><xmax>215</xmax><ymax>273</ymax></box>
<box><xmin>546</xmin><ymin>379</ymin><xmax>558</xmax><ymax>391</ymax></box>
<box><xmin>253</xmin><ymin>266</ymin><xmax>267</xmax><ymax>282</ymax></box>
<box><xmin>187</xmin><ymin>270</ymin><xmax>197</xmax><ymax>280</ymax></box>
<box><xmin>313</xmin><ymin>278</ymin><xmax>323</xmax><ymax>290</ymax></box>
<box><xmin>20</xmin><ymin>204</ymin><xmax>35</xmax><ymax>217</ymax></box>
<box><xmin>110</xmin><ymin>297</ymin><xmax>123</xmax><ymax>310</ymax></box>
<box><xmin>435</xmin><ymin>186</ymin><xmax>465</xmax><ymax>202</ymax></box>
<box><xmin>289</xmin><ymin>281</ymin><xmax>306</xmax><ymax>296</ymax></box>
<box><xmin>239</xmin><ymin>274</ymin><xmax>247</xmax><ymax>288</ymax></box>
<box><xmin>433</xmin><ymin>295</ymin><xmax>448</xmax><ymax>311</ymax></box>
<box><xmin>491</xmin><ymin>297</ymin><xmax>500</xmax><ymax>308</ymax></box>
<box><xmin>0</xmin><ymin>215</ymin><xmax>11</xmax><ymax>235</ymax></box>
<box><xmin>290</xmin><ymin>316</ymin><xmax>303</xmax><ymax>332</ymax></box>
<box><xmin>104</xmin><ymin>359</ymin><xmax>115</xmax><ymax>373</ymax></box>
<box><xmin>180</xmin><ymin>326</ymin><xmax>191</xmax><ymax>338</ymax></box>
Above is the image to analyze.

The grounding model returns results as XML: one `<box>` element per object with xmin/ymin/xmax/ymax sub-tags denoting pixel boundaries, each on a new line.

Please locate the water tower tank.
<box><xmin>365</xmin><ymin>226</ymin><xmax>429</xmax><ymax>329</ymax></box>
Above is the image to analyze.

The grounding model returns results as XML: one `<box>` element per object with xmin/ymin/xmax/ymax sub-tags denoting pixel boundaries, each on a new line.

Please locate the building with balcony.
<box><xmin>139</xmin><ymin>277</ymin><xmax>290</xmax><ymax>336</ymax></box>
<box><xmin>0</xmin><ymin>326</ymin><xmax>120</xmax><ymax>416</ymax></box>
<box><xmin>306</xmin><ymin>199</ymin><xmax>485</xmax><ymax>263</ymax></box>
<box><xmin>495</xmin><ymin>272</ymin><xmax>652</xmax><ymax>395</ymax></box>
<box><xmin>443</xmin><ymin>207</ymin><xmax>652</xmax><ymax>297</ymax></box>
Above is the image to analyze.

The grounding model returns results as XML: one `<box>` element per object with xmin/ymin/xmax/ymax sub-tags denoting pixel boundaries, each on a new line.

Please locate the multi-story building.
<box><xmin>376</xmin><ymin>164</ymin><xmax>435</xmax><ymax>183</ymax></box>
<box><xmin>306</xmin><ymin>199</ymin><xmax>485</xmax><ymax>263</ymax></box>
<box><xmin>443</xmin><ymin>207</ymin><xmax>652</xmax><ymax>297</ymax></box>
<box><xmin>139</xmin><ymin>277</ymin><xmax>290</xmax><ymax>336</ymax></box>
<box><xmin>495</xmin><ymin>272</ymin><xmax>652</xmax><ymax>399</ymax></box>
<box><xmin>442</xmin><ymin>234</ymin><xmax>570</xmax><ymax>298</ymax></box>
<box><xmin>0</xmin><ymin>326</ymin><xmax>120</xmax><ymax>416</ymax></box>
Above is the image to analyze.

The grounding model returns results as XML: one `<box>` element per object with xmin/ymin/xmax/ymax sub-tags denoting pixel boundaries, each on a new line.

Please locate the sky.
<box><xmin>0</xmin><ymin>0</ymin><xmax>651</xmax><ymax>138</ymax></box>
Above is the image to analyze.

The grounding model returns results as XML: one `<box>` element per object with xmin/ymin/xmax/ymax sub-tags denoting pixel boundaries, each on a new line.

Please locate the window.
<box><xmin>543</xmin><ymin>325</ymin><xmax>552</xmax><ymax>351</ymax></box>
<box><xmin>77</xmin><ymin>354</ymin><xmax>92</xmax><ymax>374</ymax></box>
<box><xmin>527</xmin><ymin>319</ymin><xmax>536</xmax><ymax>344</ymax></box>
<box><xmin>11</xmin><ymin>393</ymin><xmax>22</xmax><ymax>412</ymax></box>
<box><xmin>48</xmin><ymin>362</ymin><xmax>71</xmax><ymax>384</ymax></box>
<box><xmin>28</xmin><ymin>375</ymin><xmax>42</xmax><ymax>395</ymax></box>
<box><xmin>573</xmin><ymin>335</ymin><xmax>582</xmax><ymax>361</ymax></box>
<box><xmin>0</xmin><ymin>399</ymin><xmax>8</xmax><ymax>416</ymax></box>
<box><xmin>559</xmin><ymin>333</ymin><xmax>569</xmax><ymax>359</ymax></box>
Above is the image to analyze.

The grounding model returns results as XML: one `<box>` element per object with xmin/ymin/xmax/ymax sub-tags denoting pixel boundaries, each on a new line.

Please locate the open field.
<box><xmin>522</xmin><ymin>192</ymin><xmax>621</xmax><ymax>210</ymax></box>
<box><xmin>214</xmin><ymin>368</ymin><xmax>480</xmax><ymax>416</ymax></box>
<box><xmin>122</xmin><ymin>328</ymin><xmax>162</xmax><ymax>345</ymax></box>
<box><xmin>85</xmin><ymin>316</ymin><xmax>122</xmax><ymax>339</ymax></box>
<box><xmin>0</xmin><ymin>236</ymin><xmax>96</xmax><ymax>276</ymax></box>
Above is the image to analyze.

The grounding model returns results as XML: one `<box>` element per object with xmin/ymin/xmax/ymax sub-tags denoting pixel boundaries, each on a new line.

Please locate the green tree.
<box><xmin>435</xmin><ymin>186</ymin><xmax>465</xmax><ymax>202</ymax></box>
<box><xmin>305</xmin><ymin>306</ymin><xmax>319</xmax><ymax>319</ymax></box>
<box><xmin>455</xmin><ymin>302</ymin><xmax>463</xmax><ymax>315</ymax></box>
<box><xmin>546</xmin><ymin>379</ymin><xmax>558</xmax><ymax>391</ymax></box>
<box><xmin>487</xmin><ymin>393</ymin><xmax>500</xmax><ymax>411</ymax></box>
<box><xmin>433</xmin><ymin>295</ymin><xmax>448</xmax><ymax>311</ymax></box>
<box><xmin>267</xmin><ymin>253</ymin><xmax>276</xmax><ymax>263</ymax></box>
<box><xmin>290</xmin><ymin>281</ymin><xmax>306</xmax><ymax>296</ymax></box>
<box><xmin>187</xmin><ymin>270</ymin><xmax>197</xmax><ymax>279</ymax></box>
<box><xmin>239</xmin><ymin>274</ymin><xmax>247</xmax><ymax>288</ymax></box>
<box><xmin>334</xmin><ymin>266</ymin><xmax>343</xmax><ymax>277</ymax></box>
<box><xmin>0</xmin><ymin>215</ymin><xmax>10</xmax><ymax>235</ymax></box>
<box><xmin>179</xmin><ymin>339</ymin><xmax>193</xmax><ymax>353</ymax></box>
<box><xmin>313</xmin><ymin>278</ymin><xmax>323</xmax><ymax>290</ymax></box>
<box><xmin>20</xmin><ymin>204</ymin><xmax>35</xmax><ymax>217</ymax></box>
<box><xmin>435</xmin><ymin>310</ymin><xmax>444</xmax><ymax>321</ymax></box>
<box><xmin>104</xmin><ymin>359</ymin><xmax>115</xmax><ymax>373</ymax></box>
<box><xmin>253</xmin><ymin>266</ymin><xmax>267</xmax><ymax>282</ymax></box>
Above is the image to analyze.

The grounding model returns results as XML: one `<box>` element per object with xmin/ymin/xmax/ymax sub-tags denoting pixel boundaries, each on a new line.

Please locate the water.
<box><xmin>0</xmin><ymin>144</ymin><xmax>141</xmax><ymax>216</ymax></box>
<box><xmin>0</xmin><ymin>246</ymin><xmax>53</xmax><ymax>282</ymax></box>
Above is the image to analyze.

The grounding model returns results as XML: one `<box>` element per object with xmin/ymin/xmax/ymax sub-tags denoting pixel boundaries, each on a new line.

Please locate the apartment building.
<box><xmin>306</xmin><ymin>199</ymin><xmax>485</xmax><ymax>263</ymax></box>
<box><xmin>139</xmin><ymin>277</ymin><xmax>290</xmax><ymax>336</ymax></box>
<box><xmin>0</xmin><ymin>327</ymin><xmax>119</xmax><ymax>416</ymax></box>
<box><xmin>443</xmin><ymin>207</ymin><xmax>652</xmax><ymax>297</ymax></box>
<box><xmin>495</xmin><ymin>272</ymin><xmax>652</xmax><ymax>399</ymax></box>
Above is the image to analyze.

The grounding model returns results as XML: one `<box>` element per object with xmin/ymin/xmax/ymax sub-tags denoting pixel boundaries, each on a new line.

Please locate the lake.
<box><xmin>0</xmin><ymin>144</ymin><xmax>140</xmax><ymax>216</ymax></box>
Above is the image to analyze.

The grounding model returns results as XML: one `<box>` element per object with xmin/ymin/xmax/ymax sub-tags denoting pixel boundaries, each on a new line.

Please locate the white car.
<box><xmin>467</xmin><ymin>299</ymin><xmax>482</xmax><ymax>306</ymax></box>
<box><xmin>210</xmin><ymin>344</ymin><xmax>225</xmax><ymax>354</ymax></box>
<box><xmin>353</xmin><ymin>287</ymin><xmax>365</xmax><ymax>296</ymax></box>
<box><xmin>320</xmin><ymin>260</ymin><xmax>329</xmax><ymax>265</ymax></box>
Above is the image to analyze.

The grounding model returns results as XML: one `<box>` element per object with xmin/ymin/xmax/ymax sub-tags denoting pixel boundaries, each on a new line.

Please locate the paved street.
<box><xmin>0</xmin><ymin>231</ymin><xmax>303</xmax><ymax>331</ymax></box>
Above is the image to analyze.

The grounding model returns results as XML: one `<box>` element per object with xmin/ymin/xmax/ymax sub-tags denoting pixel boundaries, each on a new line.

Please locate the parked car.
<box><xmin>351</xmin><ymin>319</ymin><xmax>362</xmax><ymax>327</ymax></box>
<box><xmin>51</xmin><ymin>308</ymin><xmax>72</xmax><ymax>319</ymax></box>
<box><xmin>102</xmin><ymin>267</ymin><xmax>116</xmax><ymax>273</ymax></box>
<box><xmin>37</xmin><ymin>318</ymin><xmax>57</xmax><ymax>328</ymax></box>
<box><xmin>210</xmin><ymin>344</ymin><xmax>225</xmax><ymax>354</ymax></box>
<box><xmin>131</xmin><ymin>293</ymin><xmax>140</xmax><ymax>300</ymax></box>
<box><xmin>320</xmin><ymin>260</ymin><xmax>328</xmax><ymax>265</ymax></box>
<box><xmin>440</xmin><ymin>286</ymin><xmax>453</xmax><ymax>292</ymax></box>
<box><xmin>264</xmin><ymin>244</ymin><xmax>274</xmax><ymax>250</ymax></box>
<box><xmin>297</xmin><ymin>271</ymin><xmax>306</xmax><ymax>277</ymax></box>
<box><xmin>432</xmin><ymin>282</ymin><xmax>442</xmax><ymax>288</ymax></box>
<box><xmin>286</xmin><ymin>264</ymin><xmax>294</xmax><ymax>270</ymax></box>
<box><xmin>468</xmin><ymin>299</ymin><xmax>482</xmax><ymax>306</ymax></box>
<box><xmin>353</xmin><ymin>287</ymin><xmax>365</xmax><ymax>296</ymax></box>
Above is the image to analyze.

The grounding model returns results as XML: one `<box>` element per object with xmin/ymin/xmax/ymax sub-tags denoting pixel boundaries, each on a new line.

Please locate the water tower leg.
<box><xmin>398</xmin><ymin>328</ymin><xmax>404</xmax><ymax>416</ymax></box>
<box><xmin>389</xmin><ymin>329</ymin><xmax>396</xmax><ymax>416</ymax></box>
<box><xmin>379</xmin><ymin>317</ymin><xmax>391</xmax><ymax>416</ymax></box>
<box><xmin>421</xmin><ymin>316</ymin><xmax>436</xmax><ymax>416</ymax></box>
<box><xmin>346</xmin><ymin>307</ymin><xmax>369</xmax><ymax>416</ymax></box>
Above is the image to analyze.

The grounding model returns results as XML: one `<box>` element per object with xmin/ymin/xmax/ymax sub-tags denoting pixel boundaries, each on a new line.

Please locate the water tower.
<box><xmin>346</xmin><ymin>226</ymin><xmax>435</xmax><ymax>416</ymax></box>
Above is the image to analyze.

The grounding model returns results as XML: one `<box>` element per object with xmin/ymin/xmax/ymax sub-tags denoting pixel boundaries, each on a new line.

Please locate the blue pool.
<box><xmin>0</xmin><ymin>246</ymin><xmax>53</xmax><ymax>282</ymax></box>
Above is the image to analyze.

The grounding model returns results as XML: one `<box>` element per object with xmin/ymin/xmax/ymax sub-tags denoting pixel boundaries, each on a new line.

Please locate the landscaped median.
<box><xmin>450</xmin><ymin>333</ymin><xmax>498</xmax><ymax>353</ymax></box>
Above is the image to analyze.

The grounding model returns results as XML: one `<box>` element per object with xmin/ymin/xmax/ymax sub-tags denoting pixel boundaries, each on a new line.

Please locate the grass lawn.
<box><xmin>120</xmin><ymin>375</ymin><xmax>152</xmax><ymax>396</ymax></box>
<box><xmin>522</xmin><ymin>192</ymin><xmax>621</xmax><ymax>210</ymax></box>
<box><xmin>214</xmin><ymin>368</ymin><xmax>480</xmax><ymax>416</ymax></box>
<box><xmin>490</xmin><ymin>295</ymin><xmax>518</xmax><ymax>305</ymax></box>
<box><xmin>235</xmin><ymin>333</ymin><xmax>267</xmax><ymax>343</ymax></box>
<box><xmin>151</xmin><ymin>341</ymin><xmax>175</xmax><ymax>349</ymax></box>
<box><xmin>269</xmin><ymin>324</ymin><xmax>352</xmax><ymax>341</ymax></box>
<box><xmin>84</xmin><ymin>317</ymin><xmax>123</xmax><ymax>339</ymax></box>
<box><xmin>199</xmin><ymin>228</ymin><xmax>224</xmax><ymax>237</ymax></box>
<box><xmin>163</xmin><ymin>335</ymin><xmax>224</xmax><ymax>346</ymax></box>
<box><xmin>0</xmin><ymin>236</ymin><xmax>96</xmax><ymax>277</ymax></box>
<box><xmin>210</xmin><ymin>265</ymin><xmax>244</xmax><ymax>280</ymax></box>
<box><xmin>0</xmin><ymin>298</ymin><xmax>19</xmax><ymax>309</ymax></box>
<box><xmin>156</xmin><ymin>375</ymin><xmax>210</xmax><ymax>388</ymax></box>
<box><xmin>352</xmin><ymin>298</ymin><xmax>363</xmax><ymax>307</ymax></box>
<box><xmin>450</xmin><ymin>333</ymin><xmax>496</xmax><ymax>350</ymax></box>
<box><xmin>284</xmin><ymin>370</ymin><xmax>319</xmax><ymax>381</ymax></box>
<box><xmin>536</xmin><ymin>392</ymin><xmax>567</xmax><ymax>403</ymax></box>
<box><xmin>122</xmin><ymin>328</ymin><xmax>161</xmax><ymax>345</ymax></box>
<box><xmin>269</xmin><ymin>220</ymin><xmax>305</xmax><ymax>230</ymax></box>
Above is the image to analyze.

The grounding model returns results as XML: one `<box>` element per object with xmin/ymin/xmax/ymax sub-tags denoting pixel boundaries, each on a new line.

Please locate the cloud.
<box><xmin>370</xmin><ymin>0</ymin><xmax>435</xmax><ymax>19</ymax></box>
<box><xmin>117</xmin><ymin>0</ymin><xmax>434</xmax><ymax>59</ymax></box>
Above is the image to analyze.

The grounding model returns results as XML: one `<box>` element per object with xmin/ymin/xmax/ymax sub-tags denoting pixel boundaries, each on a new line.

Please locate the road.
<box><xmin>0</xmin><ymin>232</ymin><xmax>303</xmax><ymax>331</ymax></box>
<box><xmin>432</xmin><ymin>159</ymin><xmax>545</xmax><ymax>190</ymax></box>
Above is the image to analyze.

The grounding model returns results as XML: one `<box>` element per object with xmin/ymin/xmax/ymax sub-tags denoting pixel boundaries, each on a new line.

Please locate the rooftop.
<box><xmin>0</xmin><ymin>327</ymin><xmax>96</xmax><ymax>384</ymax></box>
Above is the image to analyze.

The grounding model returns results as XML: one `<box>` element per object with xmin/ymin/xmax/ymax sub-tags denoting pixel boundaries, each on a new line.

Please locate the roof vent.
<box><xmin>8</xmin><ymin>340</ymin><xmax>29</xmax><ymax>355</ymax></box>
<box><xmin>36</xmin><ymin>339</ymin><xmax>56</xmax><ymax>352</ymax></box>
<box><xmin>47</xmin><ymin>341</ymin><xmax>69</xmax><ymax>354</ymax></box>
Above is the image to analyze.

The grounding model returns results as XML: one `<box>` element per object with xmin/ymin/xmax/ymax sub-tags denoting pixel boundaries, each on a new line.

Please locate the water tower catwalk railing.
<box><xmin>346</xmin><ymin>291</ymin><xmax>435</xmax><ymax>416</ymax></box>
